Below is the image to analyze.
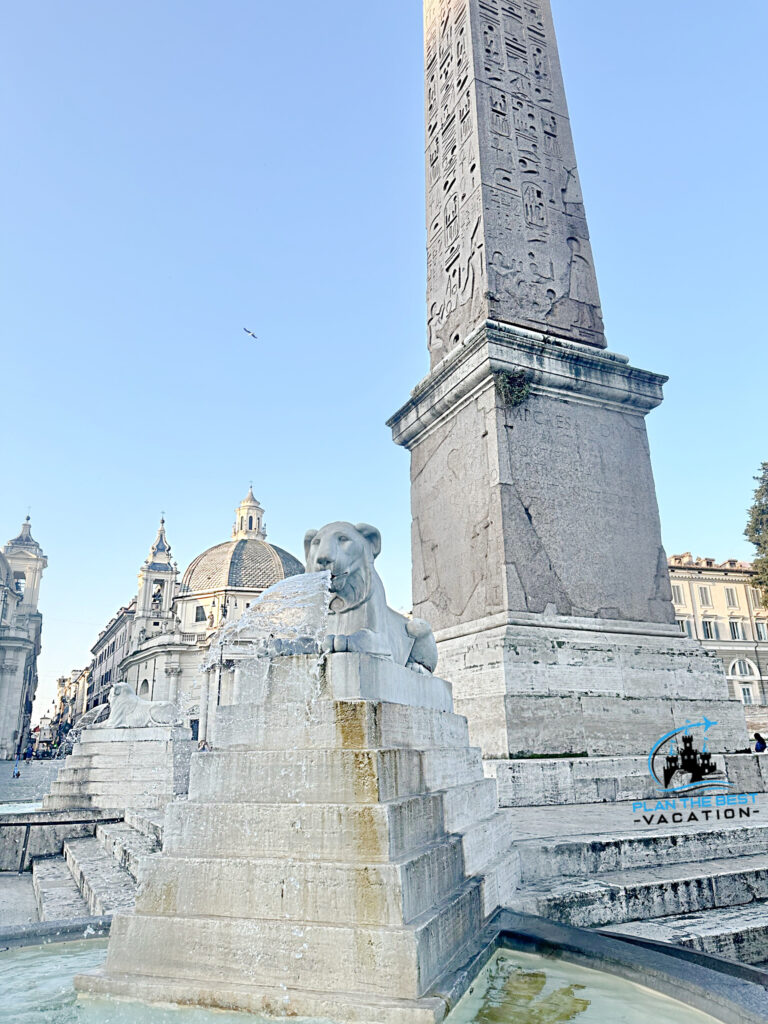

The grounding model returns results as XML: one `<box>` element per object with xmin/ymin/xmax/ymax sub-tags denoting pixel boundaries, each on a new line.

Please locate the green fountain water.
<box><xmin>1</xmin><ymin>942</ymin><xmax>722</xmax><ymax>1024</ymax></box>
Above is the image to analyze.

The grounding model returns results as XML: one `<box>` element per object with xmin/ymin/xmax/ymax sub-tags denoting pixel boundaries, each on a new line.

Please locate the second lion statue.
<box><xmin>304</xmin><ymin>521</ymin><xmax>438</xmax><ymax>675</ymax></box>
<box><xmin>94</xmin><ymin>682</ymin><xmax>180</xmax><ymax>729</ymax></box>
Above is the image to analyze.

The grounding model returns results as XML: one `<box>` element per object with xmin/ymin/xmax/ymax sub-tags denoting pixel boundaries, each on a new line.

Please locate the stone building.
<box><xmin>0</xmin><ymin>518</ymin><xmax>47</xmax><ymax>758</ymax></box>
<box><xmin>120</xmin><ymin>489</ymin><xmax>303</xmax><ymax>741</ymax></box>
<box><xmin>48</xmin><ymin>666</ymin><xmax>90</xmax><ymax>746</ymax></box>
<box><xmin>669</xmin><ymin>554</ymin><xmax>768</xmax><ymax>726</ymax></box>
<box><xmin>77</xmin><ymin>489</ymin><xmax>303</xmax><ymax>740</ymax></box>
<box><xmin>88</xmin><ymin>602</ymin><xmax>135</xmax><ymax>711</ymax></box>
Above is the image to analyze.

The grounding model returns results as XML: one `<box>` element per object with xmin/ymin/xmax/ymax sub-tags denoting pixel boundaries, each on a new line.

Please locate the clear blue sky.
<box><xmin>2</xmin><ymin>1</ymin><xmax>765</xmax><ymax>720</ymax></box>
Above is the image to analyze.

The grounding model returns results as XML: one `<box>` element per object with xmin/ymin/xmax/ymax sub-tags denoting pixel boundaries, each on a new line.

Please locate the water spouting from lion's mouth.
<box><xmin>200</xmin><ymin>571</ymin><xmax>331</xmax><ymax>723</ymax></box>
<box><xmin>204</xmin><ymin>571</ymin><xmax>331</xmax><ymax>670</ymax></box>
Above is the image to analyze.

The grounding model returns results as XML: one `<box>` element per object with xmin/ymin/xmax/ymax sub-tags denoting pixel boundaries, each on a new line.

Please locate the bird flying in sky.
<box><xmin>243</xmin><ymin>328</ymin><xmax>258</xmax><ymax>340</ymax></box>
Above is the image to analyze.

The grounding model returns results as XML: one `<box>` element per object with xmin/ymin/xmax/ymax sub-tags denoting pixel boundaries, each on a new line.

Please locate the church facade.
<box><xmin>0</xmin><ymin>519</ymin><xmax>47</xmax><ymax>758</ymax></box>
<box><xmin>85</xmin><ymin>490</ymin><xmax>303</xmax><ymax>741</ymax></box>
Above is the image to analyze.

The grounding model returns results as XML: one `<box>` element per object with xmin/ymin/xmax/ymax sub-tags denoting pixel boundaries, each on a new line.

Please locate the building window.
<box><xmin>741</xmin><ymin>687</ymin><xmax>754</xmax><ymax>706</ymax></box>
<box><xmin>190</xmin><ymin>719</ymin><xmax>199</xmax><ymax>740</ymax></box>
<box><xmin>702</xmin><ymin>620</ymin><xmax>717</xmax><ymax>640</ymax></box>
<box><xmin>195</xmin><ymin>606</ymin><xmax>206</xmax><ymax>623</ymax></box>
<box><xmin>698</xmin><ymin>586</ymin><xmax>712</xmax><ymax>607</ymax></box>
<box><xmin>756</xmin><ymin>622</ymin><xmax>768</xmax><ymax>642</ymax></box>
<box><xmin>139</xmin><ymin>680</ymin><xmax>150</xmax><ymax>697</ymax></box>
<box><xmin>671</xmin><ymin>585</ymin><xmax>685</xmax><ymax>605</ymax></box>
<box><xmin>248</xmin><ymin>515</ymin><xmax>254</xmax><ymax>530</ymax></box>
<box><xmin>725</xmin><ymin>587</ymin><xmax>739</xmax><ymax>609</ymax></box>
<box><xmin>749</xmin><ymin>588</ymin><xmax>762</xmax><ymax>610</ymax></box>
<box><xmin>676</xmin><ymin>619</ymin><xmax>693</xmax><ymax>637</ymax></box>
<box><xmin>733</xmin><ymin>659</ymin><xmax>752</xmax><ymax>677</ymax></box>
<box><xmin>729</xmin><ymin>621</ymin><xmax>744</xmax><ymax>640</ymax></box>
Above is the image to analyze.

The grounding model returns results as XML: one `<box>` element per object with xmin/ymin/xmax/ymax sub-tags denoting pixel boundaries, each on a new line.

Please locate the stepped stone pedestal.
<box><xmin>76</xmin><ymin>653</ymin><xmax>519</xmax><ymax>1023</ymax></box>
<box><xmin>43</xmin><ymin>725</ymin><xmax>192</xmax><ymax>812</ymax></box>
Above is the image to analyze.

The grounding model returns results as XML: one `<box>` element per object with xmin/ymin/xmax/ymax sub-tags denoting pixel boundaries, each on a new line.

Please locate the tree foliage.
<box><xmin>745</xmin><ymin>462</ymin><xmax>768</xmax><ymax>607</ymax></box>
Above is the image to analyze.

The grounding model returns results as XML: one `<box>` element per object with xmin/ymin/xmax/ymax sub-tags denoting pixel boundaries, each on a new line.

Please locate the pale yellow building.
<box><xmin>668</xmin><ymin>554</ymin><xmax>768</xmax><ymax>732</ymax></box>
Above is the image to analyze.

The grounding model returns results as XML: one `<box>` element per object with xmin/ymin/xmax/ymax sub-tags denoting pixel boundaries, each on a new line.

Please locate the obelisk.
<box><xmin>389</xmin><ymin>0</ymin><xmax>747</xmax><ymax>775</ymax></box>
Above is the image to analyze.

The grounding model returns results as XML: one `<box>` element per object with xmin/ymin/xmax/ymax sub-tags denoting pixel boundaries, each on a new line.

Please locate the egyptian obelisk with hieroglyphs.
<box><xmin>389</xmin><ymin>0</ymin><xmax>748</xmax><ymax>780</ymax></box>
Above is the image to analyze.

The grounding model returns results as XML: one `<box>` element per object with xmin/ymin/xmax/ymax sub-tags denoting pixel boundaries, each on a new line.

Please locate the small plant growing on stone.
<box><xmin>493</xmin><ymin>370</ymin><xmax>531</xmax><ymax>408</ymax></box>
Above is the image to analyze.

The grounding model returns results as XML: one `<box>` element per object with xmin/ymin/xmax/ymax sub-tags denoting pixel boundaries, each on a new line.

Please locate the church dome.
<box><xmin>180</xmin><ymin>538</ymin><xmax>304</xmax><ymax>595</ymax></box>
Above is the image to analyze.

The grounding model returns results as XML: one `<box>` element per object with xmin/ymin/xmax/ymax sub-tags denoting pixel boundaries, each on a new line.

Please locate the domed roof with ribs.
<box><xmin>180</xmin><ymin>538</ymin><xmax>303</xmax><ymax>595</ymax></box>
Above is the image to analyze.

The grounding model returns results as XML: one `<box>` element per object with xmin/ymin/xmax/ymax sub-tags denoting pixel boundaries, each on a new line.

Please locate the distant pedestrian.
<box><xmin>755</xmin><ymin>733</ymin><xmax>766</xmax><ymax>753</ymax></box>
<box><xmin>12</xmin><ymin>758</ymin><xmax>21</xmax><ymax>779</ymax></box>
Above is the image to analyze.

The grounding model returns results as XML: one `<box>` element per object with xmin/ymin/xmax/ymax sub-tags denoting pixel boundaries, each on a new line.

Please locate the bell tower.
<box><xmin>135</xmin><ymin>519</ymin><xmax>178</xmax><ymax>635</ymax></box>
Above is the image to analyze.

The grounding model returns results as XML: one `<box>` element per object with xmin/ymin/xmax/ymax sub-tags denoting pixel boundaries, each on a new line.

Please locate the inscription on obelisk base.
<box><xmin>389</xmin><ymin>0</ymin><xmax>748</xmax><ymax>775</ymax></box>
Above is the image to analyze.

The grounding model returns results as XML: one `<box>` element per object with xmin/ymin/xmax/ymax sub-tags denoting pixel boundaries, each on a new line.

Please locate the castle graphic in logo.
<box><xmin>647</xmin><ymin>717</ymin><xmax>732</xmax><ymax>795</ymax></box>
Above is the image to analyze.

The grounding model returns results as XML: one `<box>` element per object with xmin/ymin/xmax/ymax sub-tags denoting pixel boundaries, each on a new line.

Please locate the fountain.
<box><xmin>74</xmin><ymin>522</ymin><xmax>520</xmax><ymax>1020</ymax></box>
<box><xmin>4</xmin><ymin>524</ymin><xmax>762</xmax><ymax>1024</ymax></box>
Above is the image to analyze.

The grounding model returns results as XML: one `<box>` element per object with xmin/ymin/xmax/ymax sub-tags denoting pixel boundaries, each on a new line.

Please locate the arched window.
<box><xmin>729</xmin><ymin>658</ymin><xmax>758</xmax><ymax>679</ymax></box>
<box><xmin>248</xmin><ymin>515</ymin><xmax>253</xmax><ymax>530</ymax></box>
<box><xmin>139</xmin><ymin>679</ymin><xmax>150</xmax><ymax>697</ymax></box>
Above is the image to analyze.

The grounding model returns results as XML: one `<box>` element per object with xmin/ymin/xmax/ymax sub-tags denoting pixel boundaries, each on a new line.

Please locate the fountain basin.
<box><xmin>2</xmin><ymin>923</ymin><xmax>763</xmax><ymax>1024</ymax></box>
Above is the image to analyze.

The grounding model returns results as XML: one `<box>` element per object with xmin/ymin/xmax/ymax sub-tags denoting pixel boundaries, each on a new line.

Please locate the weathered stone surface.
<box><xmin>512</xmin><ymin>853</ymin><xmax>768</xmax><ymax>929</ymax></box>
<box><xmin>436</xmin><ymin>623</ymin><xmax>749</xmax><ymax>760</ymax></box>
<box><xmin>77</xmin><ymin>653</ymin><xmax>518</xmax><ymax>1018</ymax></box>
<box><xmin>423</xmin><ymin>0</ymin><xmax>605</xmax><ymax>366</ymax></box>
<box><xmin>493</xmin><ymin>796</ymin><xmax>768</xmax><ymax>966</ymax></box>
<box><xmin>390</xmin><ymin>0</ymin><xmax>752</xmax><ymax>780</ymax></box>
<box><xmin>43</xmin><ymin>725</ymin><xmax>193</xmax><ymax>812</ymax></box>
<box><xmin>603</xmin><ymin>904</ymin><xmax>768</xmax><ymax>966</ymax></box>
<box><xmin>32</xmin><ymin>856</ymin><xmax>89</xmax><ymax>920</ymax></box>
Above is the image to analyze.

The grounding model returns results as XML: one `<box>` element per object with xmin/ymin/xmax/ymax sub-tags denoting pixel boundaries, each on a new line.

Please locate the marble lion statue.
<box><xmin>304</xmin><ymin>522</ymin><xmax>438</xmax><ymax>674</ymax></box>
<box><xmin>94</xmin><ymin>682</ymin><xmax>180</xmax><ymax>728</ymax></box>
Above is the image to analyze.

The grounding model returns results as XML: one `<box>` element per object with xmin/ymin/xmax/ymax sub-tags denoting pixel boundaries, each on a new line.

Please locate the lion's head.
<box><xmin>109</xmin><ymin>682</ymin><xmax>136</xmax><ymax>705</ymax></box>
<box><xmin>304</xmin><ymin>522</ymin><xmax>381</xmax><ymax>613</ymax></box>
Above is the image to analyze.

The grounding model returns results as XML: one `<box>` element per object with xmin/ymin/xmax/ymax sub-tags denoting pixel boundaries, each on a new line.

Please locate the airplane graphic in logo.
<box><xmin>648</xmin><ymin>717</ymin><xmax>732</xmax><ymax>795</ymax></box>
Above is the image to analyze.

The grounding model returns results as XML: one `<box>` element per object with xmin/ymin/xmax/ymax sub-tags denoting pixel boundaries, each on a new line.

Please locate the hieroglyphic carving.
<box><xmin>424</xmin><ymin>0</ymin><xmax>605</xmax><ymax>364</ymax></box>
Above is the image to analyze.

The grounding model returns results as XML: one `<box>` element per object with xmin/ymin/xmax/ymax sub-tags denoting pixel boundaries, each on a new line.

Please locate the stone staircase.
<box><xmin>507</xmin><ymin>813</ymin><xmax>768</xmax><ymax>966</ymax></box>
<box><xmin>31</xmin><ymin>809</ymin><xmax>163</xmax><ymax>921</ymax></box>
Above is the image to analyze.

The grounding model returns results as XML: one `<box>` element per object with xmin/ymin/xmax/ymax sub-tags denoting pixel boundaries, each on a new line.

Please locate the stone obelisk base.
<box><xmin>389</xmin><ymin>322</ymin><xmax>751</xmax><ymax>795</ymax></box>
<box><xmin>43</xmin><ymin>726</ymin><xmax>193</xmax><ymax>812</ymax></box>
<box><xmin>76</xmin><ymin>654</ymin><xmax>518</xmax><ymax>1023</ymax></box>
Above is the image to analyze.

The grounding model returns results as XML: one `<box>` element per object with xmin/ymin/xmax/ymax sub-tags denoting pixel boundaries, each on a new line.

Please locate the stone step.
<box><xmin>124</xmin><ymin>808</ymin><xmax>165</xmax><ymax>842</ymax></box>
<box><xmin>96</xmin><ymin>821</ymin><xmax>161</xmax><ymax>880</ymax></box>
<box><xmin>163</xmin><ymin>795</ymin><xmax>447</xmax><ymax>863</ymax></box>
<box><xmin>136</xmin><ymin>836</ymin><xmax>467</xmax><ymax>927</ymax></box>
<box><xmin>478</xmin><ymin>845</ymin><xmax>522</xmax><ymax>918</ymax></box>
<box><xmin>510</xmin><ymin>853</ymin><xmax>768</xmax><ymax>928</ymax></box>
<box><xmin>31</xmin><ymin>855</ymin><xmax>90</xmax><ymax>921</ymax></box>
<box><xmin>602</xmin><ymin>901</ymin><xmax>768</xmax><ymax>965</ymax></box>
<box><xmin>459</xmin><ymin>810</ymin><xmax>515</xmax><ymax>878</ymax></box>
<box><xmin>105</xmin><ymin>878</ymin><xmax>483</xmax><ymax>1000</ymax></box>
<box><xmin>48</xmin><ymin>765</ymin><xmax>173</xmax><ymax>784</ymax></box>
<box><xmin>214</xmin><ymin>700</ymin><xmax>471</xmax><ymax>753</ymax></box>
<box><xmin>188</xmin><ymin>748</ymin><xmax>426</xmax><ymax>805</ymax></box>
<box><xmin>44</xmin><ymin>779</ymin><xmax>171</xmax><ymax>808</ymax></box>
<box><xmin>188</xmin><ymin>747</ymin><xmax>483</xmax><ymax>806</ymax></box>
<box><xmin>516</xmin><ymin>823</ymin><xmax>768</xmax><ymax>883</ymax></box>
<box><xmin>441</xmin><ymin>778</ymin><xmax>499</xmax><ymax>833</ymax></box>
<box><xmin>486</xmin><ymin>753</ymin><xmax>768</xmax><ymax>807</ymax></box>
<box><xmin>63</xmin><ymin>836</ymin><xmax>137</xmax><ymax>915</ymax></box>
<box><xmin>52</xmin><ymin>749</ymin><xmax>174</xmax><ymax>770</ymax></box>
